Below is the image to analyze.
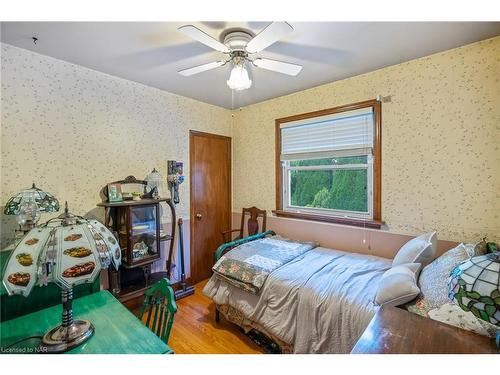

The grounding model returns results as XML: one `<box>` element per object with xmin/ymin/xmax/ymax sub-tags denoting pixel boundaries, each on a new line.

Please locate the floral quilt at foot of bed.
<box><xmin>212</xmin><ymin>236</ymin><xmax>317</xmax><ymax>294</ymax></box>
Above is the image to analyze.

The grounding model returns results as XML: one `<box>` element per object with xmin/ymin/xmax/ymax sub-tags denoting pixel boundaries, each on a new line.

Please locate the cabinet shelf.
<box><xmin>121</xmin><ymin>255</ymin><xmax>160</xmax><ymax>269</ymax></box>
<box><xmin>97</xmin><ymin>198</ymin><xmax>171</xmax><ymax>207</ymax></box>
<box><xmin>99</xmin><ymin>190</ymin><xmax>177</xmax><ymax>303</ymax></box>
<box><xmin>160</xmin><ymin>234</ymin><xmax>173</xmax><ymax>241</ymax></box>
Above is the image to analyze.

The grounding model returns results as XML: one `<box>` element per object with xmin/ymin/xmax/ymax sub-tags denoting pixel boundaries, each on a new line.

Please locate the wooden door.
<box><xmin>190</xmin><ymin>130</ymin><xmax>231</xmax><ymax>283</ymax></box>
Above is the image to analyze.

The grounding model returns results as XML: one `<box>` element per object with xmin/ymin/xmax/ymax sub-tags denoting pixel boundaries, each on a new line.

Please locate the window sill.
<box><xmin>272</xmin><ymin>210</ymin><xmax>384</xmax><ymax>229</ymax></box>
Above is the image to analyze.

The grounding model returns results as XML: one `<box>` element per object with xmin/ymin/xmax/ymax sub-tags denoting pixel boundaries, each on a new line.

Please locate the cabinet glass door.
<box><xmin>129</xmin><ymin>205</ymin><xmax>159</xmax><ymax>264</ymax></box>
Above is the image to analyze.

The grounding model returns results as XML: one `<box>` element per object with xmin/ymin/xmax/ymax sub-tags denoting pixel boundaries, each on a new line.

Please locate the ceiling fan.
<box><xmin>177</xmin><ymin>22</ymin><xmax>303</xmax><ymax>91</ymax></box>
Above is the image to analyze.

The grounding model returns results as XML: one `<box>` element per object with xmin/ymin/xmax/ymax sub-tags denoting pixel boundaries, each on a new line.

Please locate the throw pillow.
<box><xmin>392</xmin><ymin>231</ymin><xmax>437</xmax><ymax>267</ymax></box>
<box><xmin>375</xmin><ymin>263</ymin><xmax>421</xmax><ymax>307</ymax></box>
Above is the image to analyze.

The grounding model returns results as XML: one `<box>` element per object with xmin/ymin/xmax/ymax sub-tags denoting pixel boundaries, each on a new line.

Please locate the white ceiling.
<box><xmin>2</xmin><ymin>22</ymin><xmax>499</xmax><ymax>109</ymax></box>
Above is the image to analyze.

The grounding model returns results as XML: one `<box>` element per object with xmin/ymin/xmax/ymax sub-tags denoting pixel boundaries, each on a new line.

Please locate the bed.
<box><xmin>203</xmin><ymin>231</ymin><xmax>392</xmax><ymax>353</ymax></box>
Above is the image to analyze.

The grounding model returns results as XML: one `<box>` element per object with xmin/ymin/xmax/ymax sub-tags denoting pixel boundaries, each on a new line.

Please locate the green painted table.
<box><xmin>0</xmin><ymin>290</ymin><xmax>172</xmax><ymax>354</ymax></box>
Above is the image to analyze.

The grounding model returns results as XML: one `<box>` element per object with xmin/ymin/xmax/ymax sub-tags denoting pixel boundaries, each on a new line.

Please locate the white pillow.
<box><xmin>375</xmin><ymin>263</ymin><xmax>421</xmax><ymax>307</ymax></box>
<box><xmin>392</xmin><ymin>231</ymin><xmax>437</xmax><ymax>267</ymax></box>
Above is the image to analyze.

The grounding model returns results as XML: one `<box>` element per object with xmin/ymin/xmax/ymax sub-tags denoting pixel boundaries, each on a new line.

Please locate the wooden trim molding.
<box><xmin>189</xmin><ymin>129</ymin><xmax>232</xmax><ymax>141</ymax></box>
<box><xmin>372</xmin><ymin>100</ymin><xmax>382</xmax><ymax>221</ymax></box>
<box><xmin>272</xmin><ymin>210</ymin><xmax>384</xmax><ymax>229</ymax></box>
<box><xmin>275</xmin><ymin>99</ymin><xmax>382</xmax><ymax>226</ymax></box>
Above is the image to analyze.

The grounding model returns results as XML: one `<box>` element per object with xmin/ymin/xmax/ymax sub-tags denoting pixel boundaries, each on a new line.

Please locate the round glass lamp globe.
<box><xmin>227</xmin><ymin>65</ymin><xmax>252</xmax><ymax>91</ymax></box>
<box><xmin>16</xmin><ymin>199</ymin><xmax>41</xmax><ymax>226</ymax></box>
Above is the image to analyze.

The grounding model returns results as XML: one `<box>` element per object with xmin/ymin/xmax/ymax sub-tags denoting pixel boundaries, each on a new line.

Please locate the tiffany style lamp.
<box><xmin>2</xmin><ymin>203</ymin><xmax>121</xmax><ymax>352</ymax></box>
<box><xmin>449</xmin><ymin>252</ymin><xmax>500</xmax><ymax>348</ymax></box>
<box><xmin>4</xmin><ymin>183</ymin><xmax>60</xmax><ymax>233</ymax></box>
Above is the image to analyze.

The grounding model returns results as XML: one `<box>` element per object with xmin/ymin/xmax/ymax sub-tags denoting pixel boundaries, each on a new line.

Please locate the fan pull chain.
<box><xmin>231</xmin><ymin>87</ymin><xmax>235</xmax><ymax>112</ymax></box>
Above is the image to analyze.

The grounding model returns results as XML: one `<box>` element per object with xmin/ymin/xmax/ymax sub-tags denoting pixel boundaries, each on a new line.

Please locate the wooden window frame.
<box><xmin>274</xmin><ymin>99</ymin><xmax>383</xmax><ymax>229</ymax></box>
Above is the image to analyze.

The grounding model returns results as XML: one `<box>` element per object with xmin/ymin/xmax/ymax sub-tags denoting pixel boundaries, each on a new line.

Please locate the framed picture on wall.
<box><xmin>107</xmin><ymin>183</ymin><xmax>123</xmax><ymax>202</ymax></box>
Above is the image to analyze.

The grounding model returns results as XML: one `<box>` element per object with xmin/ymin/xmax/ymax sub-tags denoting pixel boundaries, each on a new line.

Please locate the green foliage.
<box><xmin>291</xmin><ymin>170</ymin><xmax>332</xmax><ymax>207</ymax></box>
<box><xmin>310</xmin><ymin>187</ymin><xmax>330</xmax><ymax>208</ymax></box>
<box><xmin>289</xmin><ymin>157</ymin><xmax>368</xmax><ymax>213</ymax></box>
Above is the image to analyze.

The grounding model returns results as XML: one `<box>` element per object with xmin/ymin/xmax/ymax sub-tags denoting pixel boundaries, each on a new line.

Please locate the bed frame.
<box><xmin>212</xmin><ymin>229</ymin><xmax>294</xmax><ymax>353</ymax></box>
<box><xmin>213</xmin><ymin>230</ymin><xmax>275</xmax><ymax>323</ymax></box>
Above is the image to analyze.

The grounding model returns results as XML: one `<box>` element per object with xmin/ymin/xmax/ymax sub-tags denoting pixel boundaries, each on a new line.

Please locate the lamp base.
<box><xmin>40</xmin><ymin>320</ymin><xmax>94</xmax><ymax>353</ymax></box>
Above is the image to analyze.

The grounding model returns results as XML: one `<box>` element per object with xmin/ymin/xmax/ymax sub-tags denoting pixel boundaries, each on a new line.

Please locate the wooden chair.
<box><xmin>221</xmin><ymin>206</ymin><xmax>267</xmax><ymax>243</ymax></box>
<box><xmin>139</xmin><ymin>278</ymin><xmax>177</xmax><ymax>353</ymax></box>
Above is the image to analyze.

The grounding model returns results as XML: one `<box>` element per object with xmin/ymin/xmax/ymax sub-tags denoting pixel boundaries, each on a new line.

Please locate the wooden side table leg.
<box><xmin>143</xmin><ymin>264</ymin><xmax>151</xmax><ymax>286</ymax></box>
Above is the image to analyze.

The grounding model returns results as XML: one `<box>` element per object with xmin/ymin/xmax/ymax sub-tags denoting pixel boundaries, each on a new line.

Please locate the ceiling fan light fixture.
<box><xmin>227</xmin><ymin>61</ymin><xmax>252</xmax><ymax>91</ymax></box>
<box><xmin>177</xmin><ymin>22</ymin><xmax>302</xmax><ymax>94</ymax></box>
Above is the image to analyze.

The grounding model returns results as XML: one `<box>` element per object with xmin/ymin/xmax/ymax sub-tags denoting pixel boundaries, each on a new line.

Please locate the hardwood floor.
<box><xmin>167</xmin><ymin>280</ymin><xmax>264</xmax><ymax>354</ymax></box>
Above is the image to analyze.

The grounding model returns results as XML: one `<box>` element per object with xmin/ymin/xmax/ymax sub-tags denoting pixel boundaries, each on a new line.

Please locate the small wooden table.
<box><xmin>351</xmin><ymin>305</ymin><xmax>498</xmax><ymax>354</ymax></box>
<box><xmin>0</xmin><ymin>290</ymin><xmax>172</xmax><ymax>354</ymax></box>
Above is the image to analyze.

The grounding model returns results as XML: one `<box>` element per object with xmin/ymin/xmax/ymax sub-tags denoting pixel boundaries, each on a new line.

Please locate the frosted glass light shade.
<box><xmin>227</xmin><ymin>64</ymin><xmax>252</xmax><ymax>91</ymax></box>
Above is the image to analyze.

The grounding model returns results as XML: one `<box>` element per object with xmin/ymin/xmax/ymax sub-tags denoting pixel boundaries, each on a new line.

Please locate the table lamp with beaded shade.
<box><xmin>2</xmin><ymin>203</ymin><xmax>121</xmax><ymax>352</ymax></box>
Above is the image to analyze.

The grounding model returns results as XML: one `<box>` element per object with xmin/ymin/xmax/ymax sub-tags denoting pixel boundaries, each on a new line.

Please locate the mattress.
<box><xmin>203</xmin><ymin>246</ymin><xmax>391</xmax><ymax>353</ymax></box>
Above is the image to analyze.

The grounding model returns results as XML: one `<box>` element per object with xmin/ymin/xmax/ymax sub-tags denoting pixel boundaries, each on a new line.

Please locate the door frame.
<box><xmin>189</xmin><ymin>130</ymin><xmax>232</xmax><ymax>283</ymax></box>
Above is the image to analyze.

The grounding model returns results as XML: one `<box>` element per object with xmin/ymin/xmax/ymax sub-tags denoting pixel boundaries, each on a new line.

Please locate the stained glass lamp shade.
<box><xmin>4</xmin><ymin>183</ymin><xmax>60</xmax><ymax>215</ymax></box>
<box><xmin>2</xmin><ymin>203</ymin><xmax>121</xmax><ymax>353</ymax></box>
<box><xmin>449</xmin><ymin>252</ymin><xmax>500</xmax><ymax>347</ymax></box>
<box><xmin>4</xmin><ymin>183</ymin><xmax>60</xmax><ymax>231</ymax></box>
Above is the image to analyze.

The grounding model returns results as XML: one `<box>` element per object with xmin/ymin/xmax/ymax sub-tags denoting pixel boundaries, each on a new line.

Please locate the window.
<box><xmin>275</xmin><ymin>100</ymin><xmax>382</xmax><ymax>228</ymax></box>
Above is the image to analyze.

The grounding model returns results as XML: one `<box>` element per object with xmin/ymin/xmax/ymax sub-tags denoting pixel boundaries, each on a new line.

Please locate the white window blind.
<box><xmin>281</xmin><ymin>107</ymin><xmax>374</xmax><ymax>160</ymax></box>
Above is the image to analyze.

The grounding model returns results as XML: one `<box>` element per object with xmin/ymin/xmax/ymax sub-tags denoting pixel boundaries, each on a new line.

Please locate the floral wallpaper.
<box><xmin>2</xmin><ymin>36</ymin><xmax>499</xmax><ymax>255</ymax></box>
<box><xmin>232</xmin><ymin>36</ymin><xmax>500</xmax><ymax>243</ymax></box>
<box><xmin>0</xmin><ymin>43</ymin><xmax>232</xmax><ymax>257</ymax></box>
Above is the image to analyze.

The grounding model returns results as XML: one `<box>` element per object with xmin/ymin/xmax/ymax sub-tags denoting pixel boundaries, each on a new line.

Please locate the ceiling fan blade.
<box><xmin>253</xmin><ymin>58</ymin><xmax>302</xmax><ymax>76</ymax></box>
<box><xmin>178</xmin><ymin>61</ymin><xmax>226</xmax><ymax>76</ymax></box>
<box><xmin>178</xmin><ymin>25</ymin><xmax>230</xmax><ymax>53</ymax></box>
<box><xmin>245</xmin><ymin>22</ymin><xmax>294</xmax><ymax>54</ymax></box>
